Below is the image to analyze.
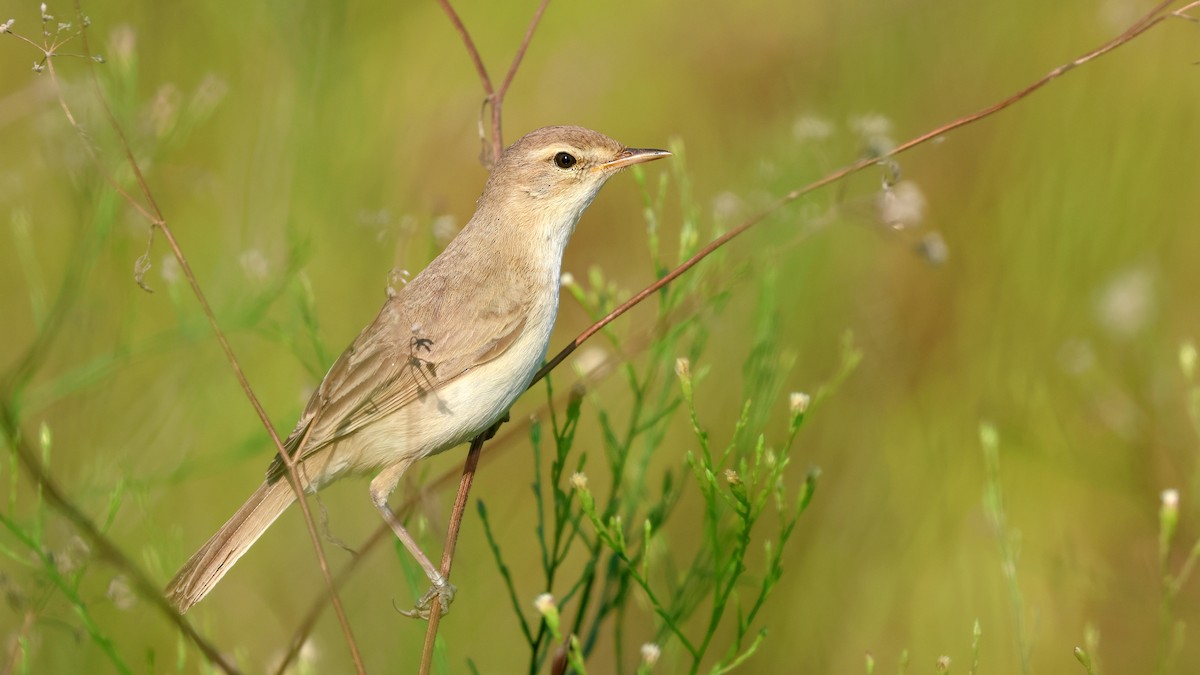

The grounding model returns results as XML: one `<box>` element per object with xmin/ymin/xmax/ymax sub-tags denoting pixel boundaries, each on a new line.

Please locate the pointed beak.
<box><xmin>598</xmin><ymin>147</ymin><xmax>672</xmax><ymax>171</ymax></box>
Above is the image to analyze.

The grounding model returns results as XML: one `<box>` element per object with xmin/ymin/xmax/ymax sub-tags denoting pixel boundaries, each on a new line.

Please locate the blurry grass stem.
<box><xmin>980</xmin><ymin>423</ymin><xmax>1032</xmax><ymax>675</ymax></box>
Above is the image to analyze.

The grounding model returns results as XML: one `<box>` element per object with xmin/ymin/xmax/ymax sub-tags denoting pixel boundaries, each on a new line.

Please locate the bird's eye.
<box><xmin>553</xmin><ymin>152</ymin><xmax>577</xmax><ymax>169</ymax></box>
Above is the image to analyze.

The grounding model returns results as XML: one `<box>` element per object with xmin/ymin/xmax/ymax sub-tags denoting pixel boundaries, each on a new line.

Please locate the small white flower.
<box><xmin>640</xmin><ymin>643</ymin><xmax>661</xmax><ymax>666</ymax></box>
<box><xmin>724</xmin><ymin>469</ymin><xmax>740</xmax><ymax>486</ymax></box>
<box><xmin>789</xmin><ymin>392</ymin><xmax>810</xmax><ymax>415</ymax></box>
<box><xmin>559</xmin><ymin>271</ymin><xmax>575</xmax><ymax>287</ymax></box>
<box><xmin>674</xmin><ymin>357</ymin><xmax>691</xmax><ymax>380</ymax></box>
<box><xmin>570</xmin><ymin>472</ymin><xmax>588</xmax><ymax>490</ymax></box>
<box><xmin>533</xmin><ymin>592</ymin><xmax>556</xmax><ymax>615</ymax></box>
<box><xmin>1</xmin><ymin>19</ymin><xmax>15</xmax><ymax>33</ymax></box>
<box><xmin>1163</xmin><ymin>489</ymin><xmax>1180</xmax><ymax>510</ymax></box>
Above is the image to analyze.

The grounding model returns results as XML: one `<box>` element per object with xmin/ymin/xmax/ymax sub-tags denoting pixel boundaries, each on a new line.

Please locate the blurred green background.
<box><xmin>3</xmin><ymin>0</ymin><xmax>1200</xmax><ymax>672</ymax></box>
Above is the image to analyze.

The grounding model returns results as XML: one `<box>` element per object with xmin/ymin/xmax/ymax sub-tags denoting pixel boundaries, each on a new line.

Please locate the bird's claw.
<box><xmin>399</xmin><ymin>580</ymin><xmax>456</xmax><ymax>620</ymax></box>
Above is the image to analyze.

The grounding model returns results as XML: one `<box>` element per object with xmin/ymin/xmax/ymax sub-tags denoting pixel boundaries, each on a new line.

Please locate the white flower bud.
<box><xmin>789</xmin><ymin>392</ymin><xmax>810</xmax><ymax>415</ymax></box>
<box><xmin>674</xmin><ymin>357</ymin><xmax>691</xmax><ymax>380</ymax></box>
<box><xmin>640</xmin><ymin>643</ymin><xmax>661</xmax><ymax>666</ymax></box>
<box><xmin>533</xmin><ymin>592</ymin><xmax>556</xmax><ymax>616</ymax></box>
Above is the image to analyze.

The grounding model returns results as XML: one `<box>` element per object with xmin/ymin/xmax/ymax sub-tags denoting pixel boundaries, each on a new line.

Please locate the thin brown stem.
<box><xmin>438</xmin><ymin>0</ymin><xmax>553</xmax><ymax>163</ymax></box>
<box><xmin>436</xmin><ymin>0</ymin><xmax>495</xmax><ymax>97</ymax></box>
<box><xmin>489</xmin><ymin>0</ymin><xmax>552</xmax><ymax>160</ymax></box>
<box><xmin>418</xmin><ymin>434</ymin><xmax>487</xmax><ymax>674</ymax></box>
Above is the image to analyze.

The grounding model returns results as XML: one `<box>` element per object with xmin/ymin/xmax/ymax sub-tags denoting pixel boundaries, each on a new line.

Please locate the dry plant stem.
<box><xmin>418</xmin><ymin>434</ymin><xmax>487</xmax><ymax>675</ymax></box>
<box><xmin>0</xmin><ymin>404</ymin><xmax>242</xmax><ymax>675</ymax></box>
<box><xmin>437</xmin><ymin>0</ymin><xmax>552</xmax><ymax>162</ymax></box>
<box><xmin>490</xmin><ymin>0</ymin><xmax>551</xmax><ymax>158</ymax></box>
<box><xmin>51</xmin><ymin>2</ymin><xmax>367</xmax><ymax>671</ymax></box>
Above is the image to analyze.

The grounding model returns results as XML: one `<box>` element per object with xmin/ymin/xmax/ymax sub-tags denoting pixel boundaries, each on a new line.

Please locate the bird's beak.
<box><xmin>598</xmin><ymin>147</ymin><xmax>672</xmax><ymax>171</ymax></box>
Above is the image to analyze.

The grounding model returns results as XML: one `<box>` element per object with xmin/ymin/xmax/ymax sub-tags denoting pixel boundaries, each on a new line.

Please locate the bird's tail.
<box><xmin>166</xmin><ymin>479</ymin><xmax>297</xmax><ymax>613</ymax></box>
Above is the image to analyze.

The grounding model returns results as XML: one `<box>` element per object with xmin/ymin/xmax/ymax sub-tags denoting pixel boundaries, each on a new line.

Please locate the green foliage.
<box><xmin>478</xmin><ymin>151</ymin><xmax>853</xmax><ymax>673</ymax></box>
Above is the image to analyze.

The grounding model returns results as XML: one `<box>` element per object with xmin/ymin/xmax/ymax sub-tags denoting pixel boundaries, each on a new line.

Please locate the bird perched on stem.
<box><xmin>166</xmin><ymin>125</ymin><xmax>670</xmax><ymax>617</ymax></box>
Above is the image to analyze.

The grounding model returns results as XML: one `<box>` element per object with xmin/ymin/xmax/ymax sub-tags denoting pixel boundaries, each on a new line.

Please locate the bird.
<box><xmin>165</xmin><ymin>125</ymin><xmax>670</xmax><ymax>617</ymax></box>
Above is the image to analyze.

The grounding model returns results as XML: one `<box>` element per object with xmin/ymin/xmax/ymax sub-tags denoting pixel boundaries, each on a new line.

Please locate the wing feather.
<box><xmin>266</xmin><ymin>278</ymin><xmax>532</xmax><ymax>483</ymax></box>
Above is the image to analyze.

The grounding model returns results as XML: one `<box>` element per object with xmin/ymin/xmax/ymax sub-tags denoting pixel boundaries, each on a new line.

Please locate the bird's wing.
<box><xmin>265</xmin><ymin>283</ymin><xmax>530</xmax><ymax>483</ymax></box>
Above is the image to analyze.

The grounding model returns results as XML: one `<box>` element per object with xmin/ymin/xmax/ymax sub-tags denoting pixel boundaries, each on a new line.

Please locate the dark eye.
<box><xmin>553</xmin><ymin>152</ymin><xmax>577</xmax><ymax>169</ymax></box>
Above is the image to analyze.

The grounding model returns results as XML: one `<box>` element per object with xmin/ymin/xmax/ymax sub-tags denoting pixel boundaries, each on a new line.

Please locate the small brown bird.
<box><xmin>166</xmin><ymin>126</ymin><xmax>670</xmax><ymax>616</ymax></box>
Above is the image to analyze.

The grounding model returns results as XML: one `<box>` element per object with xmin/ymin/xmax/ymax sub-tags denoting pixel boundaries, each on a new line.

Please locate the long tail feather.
<box><xmin>166</xmin><ymin>480</ymin><xmax>297</xmax><ymax>612</ymax></box>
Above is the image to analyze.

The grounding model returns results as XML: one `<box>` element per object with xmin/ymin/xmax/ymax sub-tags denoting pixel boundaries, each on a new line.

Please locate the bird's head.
<box><xmin>482</xmin><ymin>125</ymin><xmax>670</xmax><ymax>222</ymax></box>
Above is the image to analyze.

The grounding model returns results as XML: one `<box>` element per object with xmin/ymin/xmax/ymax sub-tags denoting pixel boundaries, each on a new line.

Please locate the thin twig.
<box><xmin>419</xmin><ymin>434</ymin><xmax>486</xmax><ymax>675</ymax></box>
<box><xmin>489</xmin><ymin>0</ymin><xmax>552</xmax><ymax>161</ymax></box>
<box><xmin>437</xmin><ymin>0</ymin><xmax>552</xmax><ymax>164</ymax></box>
<box><xmin>436</xmin><ymin>0</ymin><xmax>494</xmax><ymax>97</ymax></box>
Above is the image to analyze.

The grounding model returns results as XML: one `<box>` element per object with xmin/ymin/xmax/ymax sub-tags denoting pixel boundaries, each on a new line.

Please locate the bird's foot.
<box><xmin>399</xmin><ymin>576</ymin><xmax>456</xmax><ymax>620</ymax></box>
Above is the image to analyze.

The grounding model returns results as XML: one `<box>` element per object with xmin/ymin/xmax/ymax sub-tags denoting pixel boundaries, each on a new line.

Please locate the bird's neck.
<box><xmin>459</xmin><ymin>195</ymin><xmax>591</xmax><ymax>284</ymax></box>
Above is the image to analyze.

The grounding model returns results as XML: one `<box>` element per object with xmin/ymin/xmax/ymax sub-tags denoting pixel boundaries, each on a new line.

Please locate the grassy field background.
<box><xmin>3</xmin><ymin>0</ymin><xmax>1200</xmax><ymax>672</ymax></box>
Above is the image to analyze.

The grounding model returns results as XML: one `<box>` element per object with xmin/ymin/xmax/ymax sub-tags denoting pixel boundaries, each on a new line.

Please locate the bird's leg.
<box><xmin>483</xmin><ymin>412</ymin><xmax>509</xmax><ymax>441</ymax></box>
<box><xmin>370</xmin><ymin>460</ymin><xmax>455</xmax><ymax>620</ymax></box>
